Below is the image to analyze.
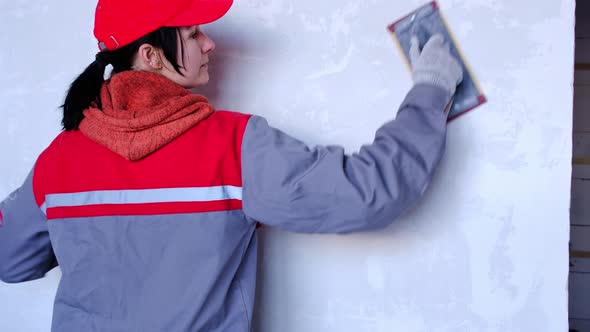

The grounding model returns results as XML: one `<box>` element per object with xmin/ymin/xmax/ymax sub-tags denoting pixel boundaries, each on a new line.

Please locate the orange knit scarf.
<box><xmin>79</xmin><ymin>71</ymin><xmax>214</xmax><ymax>161</ymax></box>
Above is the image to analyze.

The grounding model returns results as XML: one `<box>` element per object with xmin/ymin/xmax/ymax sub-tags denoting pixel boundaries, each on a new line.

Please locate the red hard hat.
<box><xmin>94</xmin><ymin>0</ymin><xmax>233</xmax><ymax>51</ymax></box>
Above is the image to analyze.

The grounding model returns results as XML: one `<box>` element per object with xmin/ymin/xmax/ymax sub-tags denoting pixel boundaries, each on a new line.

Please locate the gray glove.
<box><xmin>410</xmin><ymin>34</ymin><xmax>463</xmax><ymax>96</ymax></box>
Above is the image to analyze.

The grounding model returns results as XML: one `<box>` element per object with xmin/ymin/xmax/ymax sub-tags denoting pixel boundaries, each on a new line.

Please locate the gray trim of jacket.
<box><xmin>0</xmin><ymin>170</ymin><xmax>57</xmax><ymax>283</ymax></box>
<box><xmin>242</xmin><ymin>84</ymin><xmax>450</xmax><ymax>233</ymax></box>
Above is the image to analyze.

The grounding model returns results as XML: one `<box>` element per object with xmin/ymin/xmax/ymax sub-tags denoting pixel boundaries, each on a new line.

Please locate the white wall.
<box><xmin>0</xmin><ymin>0</ymin><xmax>574</xmax><ymax>331</ymax></box>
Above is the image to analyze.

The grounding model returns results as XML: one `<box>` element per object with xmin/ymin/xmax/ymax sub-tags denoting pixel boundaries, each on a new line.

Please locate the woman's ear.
<box><xmin>134</xmin><ymin>44</ymin><xmax>163</xmax><ymax>71</ymax></box>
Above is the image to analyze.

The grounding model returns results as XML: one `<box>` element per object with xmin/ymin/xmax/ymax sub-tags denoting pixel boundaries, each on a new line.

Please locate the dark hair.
<box><xmin>61</xmin><ymin>27</ymin><xmax>185</xmax><ymax>131</ymax></box>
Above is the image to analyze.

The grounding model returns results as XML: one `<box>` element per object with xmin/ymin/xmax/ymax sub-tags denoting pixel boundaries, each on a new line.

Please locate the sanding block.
<box><xmin>388</xmin><ymin>1</ymin><xmax>486</xmax><ymax>121</ymax></box>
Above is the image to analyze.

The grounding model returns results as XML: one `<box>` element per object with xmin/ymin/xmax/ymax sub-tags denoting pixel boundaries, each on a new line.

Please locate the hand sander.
<box><xmin>388</xmin><ymin>1</ymin><xmax>486</xmax><ymax>121</ymax></box>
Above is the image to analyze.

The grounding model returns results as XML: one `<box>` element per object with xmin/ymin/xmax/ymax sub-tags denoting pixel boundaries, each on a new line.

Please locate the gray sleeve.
<box><xmin>241</xmin><ymin>84</ymin><xmax>450</xmax><ymax>234</ymax></box>
<box><xmin>0</xmin><ymin>169</ymin><xmax>57</xmax><ymax>283</ymax></box>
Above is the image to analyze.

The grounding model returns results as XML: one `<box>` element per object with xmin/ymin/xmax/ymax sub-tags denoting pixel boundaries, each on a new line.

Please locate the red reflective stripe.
<box><xmin>46</xmin><ymin>200</ymin><xmax>243</xmax><ymax>220</ymax></box>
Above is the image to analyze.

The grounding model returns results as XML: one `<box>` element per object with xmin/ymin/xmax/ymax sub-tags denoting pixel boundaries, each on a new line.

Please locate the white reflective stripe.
<box><xmin>44</xmin><ymin>186</ymin><xmax>243</xmax><ymax>209</ymax></box>
<box><xmin>40</xmin><ymin>202</ymin><xmax>47</xmax><ymax>215</ymax></box>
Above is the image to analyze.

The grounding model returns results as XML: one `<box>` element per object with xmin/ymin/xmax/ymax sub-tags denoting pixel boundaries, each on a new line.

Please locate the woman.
<box><xmin>0</xmin><ymin>0</ymin><xmax>462</xmax><ymax>331</ymax></box>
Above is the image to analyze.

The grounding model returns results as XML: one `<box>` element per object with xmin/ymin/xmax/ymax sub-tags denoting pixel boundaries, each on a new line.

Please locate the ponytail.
<box><xmin>61</xmin><ymin>26</ymin><xmax>185</xmax><ymax>131</ymax></box>
<box><xmin>61</xmin><ymin>54</ymin><xmax>108</xmax><ymax>131</ymax></box>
